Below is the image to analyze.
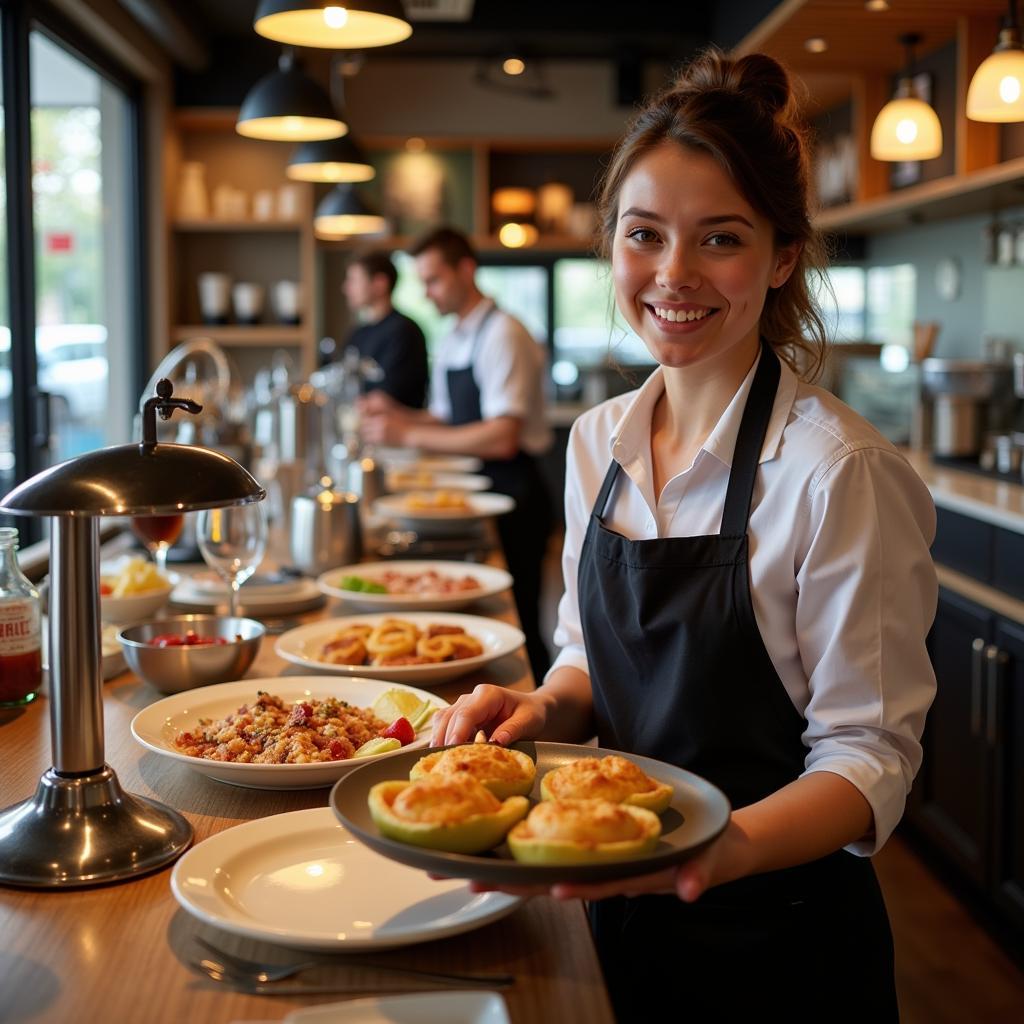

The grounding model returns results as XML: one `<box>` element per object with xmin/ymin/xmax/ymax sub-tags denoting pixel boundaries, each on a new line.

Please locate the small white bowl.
<box><xmin>100</xmin><ymin>580</ymin><xmax>174</xmax><ymax>623</ymax></box>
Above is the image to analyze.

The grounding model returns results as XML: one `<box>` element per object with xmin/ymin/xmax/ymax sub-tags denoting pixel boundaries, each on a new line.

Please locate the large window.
<box><xmin>0</xmin><ymin>21</ymin><xmax>9</xmax><ymax>501</ymax></box>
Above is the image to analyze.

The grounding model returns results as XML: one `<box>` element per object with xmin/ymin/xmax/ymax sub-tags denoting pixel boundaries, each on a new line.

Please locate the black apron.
<box><xmin>446</xmin><ymin>302</ymin><xmax>553</xmax><ymax>680</ymax></box>
<box><xmin>579</xmin><ymin>342</ymin><xmax>898</xmax><ymax>1022</ymax></box>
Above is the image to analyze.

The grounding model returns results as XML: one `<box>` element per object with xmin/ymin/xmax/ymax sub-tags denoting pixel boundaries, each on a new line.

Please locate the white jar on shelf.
<box><xmin>176</xmin><ymin>162</ymin><xmax>208</xmax><ymax>220</ymax></box>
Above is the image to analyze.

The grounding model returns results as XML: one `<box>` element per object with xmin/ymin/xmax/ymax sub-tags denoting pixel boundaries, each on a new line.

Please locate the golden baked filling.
<box><xmin>390</xmin><ymin>774</ymin><xmax>501</xmax><ymax>825</ymax></box>
<box><xmin>430</xmin><ymin>744</ymin><xmax>530</xmax><ymax>781</ymax></box>
<box><xmin>543</xmin><ymin>755</ymin><xmax>658</xmax><ymax>803</ymax></box>
<box><xmin>517</xmin><ymin>799</ymin><xmax>644</xmax><ymax>845</ymax></box>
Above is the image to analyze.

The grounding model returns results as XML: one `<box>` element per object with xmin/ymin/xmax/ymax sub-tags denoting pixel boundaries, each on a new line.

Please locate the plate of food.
<box><xmin>385</xmin><ymin>469</ymin><xmax>493</xmax><ymax>493</ymax></box>
<box><xmin>170</xmin><ymin>806</ymin><xmax>521</xmax><ymax>951</ymax></box>
<box><xmin>130</xmin><ymin>676</ymin><xmax>449</xmax><ymax>789</ymax></box>
<box><xmin>274</xmin><ymin>612</ymin><xmax>525</xmax><ymax>685</ymax></box>
<box><xmin>170</xmin><ymin>574</ymin><xmax>325</xmax><ymax>616</ymax></box>
<box><xmin>316</xmin><ymin>560</ymin><xmax>513</xmax><ymax>612</ymax></box>
<box><xmin>329</xmin><ymin>741</ymin><xmax>731</xmax><ymax>885</ymax></box>
<box><xmin>372</xmin><ymin>491</ymin><xmax>515</xmax><ymax>538</ymax></box>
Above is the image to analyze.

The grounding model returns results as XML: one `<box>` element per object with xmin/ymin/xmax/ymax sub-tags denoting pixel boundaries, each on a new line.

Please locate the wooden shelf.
<box><xmin>316</xmin><ymin>233</ymin><xmax>597</xmax><ymax>254</ymax></box>
<box><xmin>170</xmin><ymin>325</ymin><xmax>305</xmax><ymax>345</ymax></box>
<box><xmin>816</xmin><ymin>156</ymin><xmax>1024</xmax><ymax>235</ymax></box>
<box><xmin>173</xmin><ymin>219</ymin><xmax>304</xmax><ymax>233</ymax></box>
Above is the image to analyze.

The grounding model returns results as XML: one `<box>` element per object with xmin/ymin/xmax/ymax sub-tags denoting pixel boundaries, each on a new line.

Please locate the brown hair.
<box><xmin>349</xmin><ymin>250</ymin><xmax>398</xmax><ymax>293</ymax></box>
<box><xmin>407</xmin><ymin>226</ymin><xmax>478</xmax><ymax>268</ymax></box>
<box><xmin>596</xmin><ymin>49</ymin><xmax>828</xmax><ymax>380</ymax></box>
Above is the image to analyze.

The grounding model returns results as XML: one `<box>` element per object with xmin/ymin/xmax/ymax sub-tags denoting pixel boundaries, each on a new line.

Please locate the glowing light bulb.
<box><xmin>324</xmin><ymin>6</ymin><xmax>348</xmax><ymax>29</ymax></box>
<box><xmin>895</xmin><ymin>118</ymin><xmax>919</xmax><ymax>144</ymax></box>
<box><xmin>1000</xmin><ymin>75</ymin><xmax>1022</xmax><ymax>104</ymax></box>
<box><xmin>503</xmin><ymin>57</ymin><xmax>526</xmax><ymax>76</ymax></box>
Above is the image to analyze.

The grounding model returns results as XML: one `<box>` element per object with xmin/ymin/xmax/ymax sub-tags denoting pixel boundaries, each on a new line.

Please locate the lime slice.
<box><xmin>372</xmin><ymin>689</ymin><xmax>426</xmax><ymax>723</ymax></box>
<box><xmin>408</xmin><ymin>701</ymin><xmax>438</xmax><ymax>731</ymax></box>
<box><xmin>353</xmin><ymin>737</ymin><xmax>401</xmax><ymax>758</ymax></box>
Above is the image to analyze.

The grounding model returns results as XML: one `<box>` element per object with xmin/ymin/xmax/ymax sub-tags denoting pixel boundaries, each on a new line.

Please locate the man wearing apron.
<box><xmin>360</xmin><ymin>227</ymin><xmax>553</xmax><ymax>680</ymax></box>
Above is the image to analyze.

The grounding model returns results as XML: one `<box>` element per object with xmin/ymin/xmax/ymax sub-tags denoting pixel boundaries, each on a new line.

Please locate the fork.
<box><xmin>194</xmin><ymin>937</ymin><xmax>514</xmax><ymax>988</ymax></box>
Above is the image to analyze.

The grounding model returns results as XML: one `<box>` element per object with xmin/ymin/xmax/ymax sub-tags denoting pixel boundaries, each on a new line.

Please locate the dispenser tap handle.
<box><xmin>140</xmin><ymin>378</ymin><xmax>204</xmax><ymax>449</ymax></box>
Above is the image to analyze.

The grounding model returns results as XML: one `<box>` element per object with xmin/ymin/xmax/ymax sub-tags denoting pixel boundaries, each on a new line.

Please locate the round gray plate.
<box><xmin>329</xmin><ymin>741</ymin><xmax>731</xmax><ymax>885</ymax></box>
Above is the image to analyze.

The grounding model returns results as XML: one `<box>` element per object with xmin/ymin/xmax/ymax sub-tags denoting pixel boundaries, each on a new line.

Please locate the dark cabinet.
<box><xmin>912</xmin><ymin>587</ymin><xmax>1024</xmax><ymax>930</ymax></box>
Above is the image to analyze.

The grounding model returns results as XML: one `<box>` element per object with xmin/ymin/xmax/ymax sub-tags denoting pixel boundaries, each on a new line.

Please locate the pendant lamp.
<box><xmin>967</xmin><ymin>1</ymin><xmax>1024</xmax><ymax>122</ymax></box>
<box><xmin>314</xmin><ymin>185</ymin><xmax>387</xmax><ymax>239</ymax></box>
<box><xmin>870</xmin><ymin>34</ymin><xmax>942</xmax><ymax>162</ymax></box>
<box><xmin>237</xmin><ymin>49</ymin><xmax>347</xmax><ymax>142</ymax></box>
<box><xmin>254</xmin><ymin>1</ymin><xmax>412</xmax><ymax>49</ymax></box>
<box><xmin>287</xmin><ymin>135</ymin><xmax>375</xmax><ymax>182</ymax></box>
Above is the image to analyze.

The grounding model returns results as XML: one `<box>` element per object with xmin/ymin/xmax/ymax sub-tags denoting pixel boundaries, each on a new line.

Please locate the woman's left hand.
<box><xmin>462</xmin><ymin>818</ymin><xmax>752</xmax><ymax>902</ymax></box>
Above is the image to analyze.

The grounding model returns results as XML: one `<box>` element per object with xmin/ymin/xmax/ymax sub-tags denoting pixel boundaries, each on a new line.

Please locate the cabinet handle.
<box><xmin>971</xmin><ymin>637</ymin><xmax>986</xmax><ymax>738</ymax></box>
<box><xmin>984</xmin><ymin>645</ymin><xmax>1007</xmax><ymax>748</ymax></box>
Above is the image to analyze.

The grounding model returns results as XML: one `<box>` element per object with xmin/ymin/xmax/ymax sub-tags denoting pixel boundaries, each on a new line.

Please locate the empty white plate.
<box><xmin>171</xmin><ymin>807</ymin><xmax>521</xmax><ymax>951</ymax></box>
<box><xmin>284</xmin><ymin>991</ymin><xmax>510</xmax><ymax>1024</ymax></box>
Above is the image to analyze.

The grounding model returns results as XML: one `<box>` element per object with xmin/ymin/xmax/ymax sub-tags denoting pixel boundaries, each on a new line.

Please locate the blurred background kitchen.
<box><xmin>1</xmin><ymin>1</ymin><xmax>1024</xmax><ymax>1017</ymax></box>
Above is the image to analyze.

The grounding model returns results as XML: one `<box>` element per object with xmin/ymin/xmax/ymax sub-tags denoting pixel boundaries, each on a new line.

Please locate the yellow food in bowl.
<box><xmin>104</xmin><ymin>558</ymin><xmax>170</xmax><ymax>597</ymax></box>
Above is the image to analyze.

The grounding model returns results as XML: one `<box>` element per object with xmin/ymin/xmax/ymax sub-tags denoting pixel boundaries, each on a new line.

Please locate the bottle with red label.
<box><xmin>0</xmin><ymin>526</ymin><xmax>42</xmax><ymax>706</ymax></box>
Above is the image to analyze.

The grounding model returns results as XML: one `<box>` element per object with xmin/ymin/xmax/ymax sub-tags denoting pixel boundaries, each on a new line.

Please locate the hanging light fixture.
<box><xmin>287</xmin><ymin>135</ymin><xmax>375</xmax><ymax>182</ymax></box>
<box><xmin>870</xmin><ymin>33</ymin><xmax>942</xmax><ymax>161</ymax></box>
<box><xmin>254</xmin><ymin>1</ymin><xmax>412</xmax><ymax>49</ymax></box>
<box><xmin>967</xmin><ymin>1</ymin><xmax>1024</xmax><ymax>122</ymax></box>
<box><xmin>237</xmin><ymin>49</ymin><xmax>347</xmax><ymax>142</ymax></box>
<box><xmin>314</xmin><ymin>184</ymin><xmax>387</xmax><ymax>238</ymax></box>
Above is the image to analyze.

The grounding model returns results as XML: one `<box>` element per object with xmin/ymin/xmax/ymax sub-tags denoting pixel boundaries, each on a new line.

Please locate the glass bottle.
<box><xmin>0</xmin><ymin>526</ymin><xmax>42</xmax><ymax>706</ymax></box>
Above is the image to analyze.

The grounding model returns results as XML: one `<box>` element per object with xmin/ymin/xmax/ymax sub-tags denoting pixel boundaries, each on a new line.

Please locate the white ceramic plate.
<box><xmin>384</xmin><ymin>470</ymin><xmax>493</xmax><ymax>493</ymax></box>
<box><xmin>372</xmin><ymin>493</ymin><xmax>515</xmax><ymax>538</ymax></box>
<box><xmin>130</xmin><ymin>676</ymin><xmax>449</xmax><ymax>790</ymax></box>
<box><xmin>376</xmin><ymin>449</ymin><xmax>483</xmax><ymax>474</ymax></box>
<box><xmin>284</xmin><ymin>992</ymin><xmax>511</xmax><ymax>1024</ymax></box>
<box><xmin>274</xmin><ymin>612</ymin><xmax>525</xmax><ymax>686</ymax></box>
<box><xmin>316</xmin><ymin>561</ymin><xmax>513</xmax><ymax>612</ymax></box>
<box><xmin>171</xmin><ymin>807</ymin><xmax>521</xmax><ymax>952</ymax></box>
<box><xmin>170</xmin><ymin>575</ymin><xmax>325</xmax><ymax>616</ymax></box>
<box><xmin>187</xmin><ymin>570</ymin><xmax>306</xmax><ymax>599</ymax></box>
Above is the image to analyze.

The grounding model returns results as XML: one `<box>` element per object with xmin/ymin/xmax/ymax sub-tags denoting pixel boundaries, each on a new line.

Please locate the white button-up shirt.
<box><xmin>428</xmin><ymin>298</ymin><xmax>553</xmax><ymax>456</ymax></box>
<box><xmin>549</xmin><ymin>353</ymin><xmax>938</xmax><ymax>856</ymax></box>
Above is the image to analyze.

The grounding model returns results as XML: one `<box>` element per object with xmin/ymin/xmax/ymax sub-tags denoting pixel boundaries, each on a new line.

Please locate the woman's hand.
<box><xmin>430</xmin><ymin>684</ymin><xmax>549</xmax><ymax>747</ymax></box>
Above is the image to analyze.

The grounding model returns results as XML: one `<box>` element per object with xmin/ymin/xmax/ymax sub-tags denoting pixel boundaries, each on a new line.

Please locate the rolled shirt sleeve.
<box><xmin>794</xmin><ymin>445</ymin><xmax>938</xmax><ymax>855</ymax></box>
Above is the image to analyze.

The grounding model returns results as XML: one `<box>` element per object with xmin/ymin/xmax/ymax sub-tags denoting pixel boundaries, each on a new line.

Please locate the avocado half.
<box><xmin>368</xmin><ymin>779</ymin><xmax>529</xmax><ymax>854</ymax></box>
<box><xmin>539</xmin><ymin>767</ymin><xmax>674</xmax><ymax>814</ymax></box>
<box><xmin>410</xmin><ymin>744</ymin><xmax>537</xmax><ymax>798</ymax></box>
<box><xmin>507</xmin><ymin>802</ymin><xmax>662</xmax><ymax>865</ymax></box>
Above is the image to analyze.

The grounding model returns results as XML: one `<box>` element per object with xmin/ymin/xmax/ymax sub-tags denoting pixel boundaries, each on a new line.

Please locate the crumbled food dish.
<box><xmin>318</xmin><ymin>618</ymin><xmax>484</xmax><ymax>667</ymax></box>
<box><xmin>173</xmin><ymin>691</ymin><xmax>390</xmax><ymax>764</ymax></box>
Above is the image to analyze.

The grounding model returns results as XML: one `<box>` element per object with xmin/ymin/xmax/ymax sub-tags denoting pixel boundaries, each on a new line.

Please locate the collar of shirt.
<box><xmin>451</xmin><ymin>296</ymin><xmax>495</xmax><ymax>339</ymax></box>
<box><xmin>608</xmin><ymin>348</ymin><xmax>799</xmax><ymax>477</ymax></box>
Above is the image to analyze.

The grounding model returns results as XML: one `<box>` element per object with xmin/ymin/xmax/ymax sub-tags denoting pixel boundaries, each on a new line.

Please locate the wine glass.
<box><xmin>130</xmin><ymin>514</ymin><xmax>185</xmax><ymax>578</ymax></box>
<box><xmin>196</xmin><ymin>504</ymin><xmax>268</xmax><ymax>619</ymax></box>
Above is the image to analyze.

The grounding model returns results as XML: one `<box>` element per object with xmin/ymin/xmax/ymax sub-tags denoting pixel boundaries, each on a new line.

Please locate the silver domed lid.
<box><xmin>0</xmin><ymin>379</ymin><xmax>266</xmax><ymax>517</ymax></box>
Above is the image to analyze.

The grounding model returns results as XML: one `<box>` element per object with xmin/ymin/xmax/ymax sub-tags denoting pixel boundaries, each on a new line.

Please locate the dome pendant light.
<box><xmin>870</xmin><ymin>33</ymin><xmax>942</xmax><ymax>161</ymax></box>
<box><xmin>967</xmin><ymin>0</ymin><xmax>1024</xmax><ymax>122</ymax></box>
<box><xmin>287</xmin><ymin>135</ymin><xmax>376</xmax><ymax>183</ymax></box>
<box><xmin>254</xmin><ymin>1</ymin><xmax>412</xmax><ymax>50</ymax></box>
<box><xmin>314</xmin><ymin>184</ymin><xmax>387</xmax><ymax>239</ymax></box>
<box><xmin>237</xmin><ymin>49</ymin><xmax>347</xmax><ymax>142</ymax></box>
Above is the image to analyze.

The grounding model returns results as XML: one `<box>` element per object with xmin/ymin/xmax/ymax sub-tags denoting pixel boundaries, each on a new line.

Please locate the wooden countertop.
<box><xmin>0</xmin><ymin>566</ymin><xmax>614</xmax><ymax>1024</ymax></box>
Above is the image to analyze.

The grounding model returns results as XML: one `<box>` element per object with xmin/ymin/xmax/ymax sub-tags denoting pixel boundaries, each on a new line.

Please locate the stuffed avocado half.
<box><xmin>410</xmin><ymin>742</ymin><xmax>537</xmax><ymax>798</ymax></box>
<box><xmin>539</xmin><ymin>754</ymin><xmax>673</xmax><ymax>814</ymax></box>
<box><xmin>507</xmin><ymin>798</ymin><xmax>662</xmax><ymax>865</ymax></box>
<box><xmin>368</xmin><ymin>774</ymin><xmax>529</xmax><ymax>854</ymax></box>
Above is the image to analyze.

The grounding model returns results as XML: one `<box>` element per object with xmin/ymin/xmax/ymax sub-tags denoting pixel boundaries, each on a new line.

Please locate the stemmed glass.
<box><xmin>196</xmin><ymin>504</ymin><xmax>268</xmax><ymax>619</ymax></box>
<box><xmin>130</xmin><ymin>514</ymin><xmax>185</xmax><ymax>578</ymax></box>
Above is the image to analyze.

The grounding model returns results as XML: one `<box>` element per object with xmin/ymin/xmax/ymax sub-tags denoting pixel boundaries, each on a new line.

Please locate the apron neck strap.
<box><xmin>720</xmin><ymin>341</ymin><xmax>781</xmax><ymax>537</ymax></box>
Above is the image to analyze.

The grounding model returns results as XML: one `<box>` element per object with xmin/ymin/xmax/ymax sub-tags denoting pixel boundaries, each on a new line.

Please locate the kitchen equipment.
<box><xmin>0</xmin><ymin>378</ymin><xmax>265</xmax><ymax>887</ymax></box>
<box><xmin>118</xmin><ymin>614</ymin><xmax>264</xmax><ymax>694</ymax></box>
<box><xmin>232</xmin><ymin>282</ymin><xmax>265</xmax><ymax>325</ymax></box>
<box><xmin>197</xmin><ymin>272</ymin><xmax>232</xmax><ymax>324</ymax></box>
<box><xmin>919</xmin><ymin>358</ymin><xmax>1015</xmax><ymax>456</ymax></box>
<box><xmin>272</xmin><ymin>279</ymin><xmax>301</xmax><ymax>324</ymax></box>
<box><xmin>290</xmin><ymin>482</ymin><xmax>363</xmax><ymax>576</ymax></box>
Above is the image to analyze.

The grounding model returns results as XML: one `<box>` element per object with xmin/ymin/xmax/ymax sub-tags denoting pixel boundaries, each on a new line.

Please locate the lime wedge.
<box><xmin>409</xmin><ymin>701</ymin><xmax>438</xmax><ymax>731</ymax></box>
<box><xmin>353</xmin><ymin>737</ymin><xmax>401</xmax><ymax>758</ymax></box>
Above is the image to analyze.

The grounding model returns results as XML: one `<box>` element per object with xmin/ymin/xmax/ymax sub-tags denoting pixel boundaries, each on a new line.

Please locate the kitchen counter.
<box><xmin>0</xmin><ymin>561</ymin><xmax>614</xmax><ymax>1024</ymax></box>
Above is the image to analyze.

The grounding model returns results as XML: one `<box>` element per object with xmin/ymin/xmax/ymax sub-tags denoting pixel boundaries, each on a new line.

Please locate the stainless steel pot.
<box><xmin>289</xmin><ymin>486</ymin><xmax>362</xmax><ymax>575</ymax></box>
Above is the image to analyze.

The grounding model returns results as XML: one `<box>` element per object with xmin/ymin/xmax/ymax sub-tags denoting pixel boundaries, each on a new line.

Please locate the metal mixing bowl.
<box><xmin>118</xmin><ymin>614</ymin><xmax>264</xmax><ymax>694</ymax></box>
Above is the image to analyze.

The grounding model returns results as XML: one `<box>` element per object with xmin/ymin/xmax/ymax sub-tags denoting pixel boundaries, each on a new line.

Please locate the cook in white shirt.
<box><xmin>429</xmin><ymin>49</ymin><xmax>936</xmax><ymax>1022</ymax></box>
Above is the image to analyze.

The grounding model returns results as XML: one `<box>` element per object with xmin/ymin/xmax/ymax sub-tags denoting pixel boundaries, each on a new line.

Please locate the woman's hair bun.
<box><xmin>676</xmin><ymin>49</ymin><xmax>794</xmax><ymax>121</ymax></box>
